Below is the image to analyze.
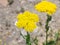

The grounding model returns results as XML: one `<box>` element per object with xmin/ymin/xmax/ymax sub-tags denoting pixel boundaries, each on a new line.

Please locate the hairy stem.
<box><xmin>45</xmin><ymin>15</ymin><xmax>52</xmax><ymax>45</ymax></box>
<box><xmin>26</xmin><ymin>32</ymin><xmax>31</xmax><ymax>45</ymax></box>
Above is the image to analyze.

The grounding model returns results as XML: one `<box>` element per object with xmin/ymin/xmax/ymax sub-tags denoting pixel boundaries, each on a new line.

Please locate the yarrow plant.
<box><xmin>35</xmin><ymin>0</ymin><xmax>57</xmax><ymax>45</ymax></box>
<box><xmin>15</xmin><ymin>0</ymin><xmax>57</xmax><ymax>45</ymax></box>
<box><xmin>15</xmin><ymin>11</ymin><xmax>39</xmax><ymax>45</ymax></box>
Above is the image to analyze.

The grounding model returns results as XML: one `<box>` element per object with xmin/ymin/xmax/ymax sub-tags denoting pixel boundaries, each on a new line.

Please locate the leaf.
<box><xmin>47</xmin><ymin>41</ymin><xmax>55</xmax><ymax>45</ymax></box>
<box><xmin>43</xmin><ymin>41</ymin><xmax>55</xmax><ymax>45</ymax></box>
<box><xmin>47</xmin><ymin>15</ymin><xmax>52</xmax><ymax>22</ymax></box>
<box><xmin>33</xmin><ymin>37</ymin><xmax>38</xmax><ymax>45</ymax></box>
<box><xmin>20</xmin><ymin>31</ymin><xmax>25</xmax><ymax>39</ymax></box>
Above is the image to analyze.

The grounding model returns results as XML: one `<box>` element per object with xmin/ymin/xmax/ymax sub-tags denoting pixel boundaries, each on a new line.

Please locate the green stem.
<box><xmin>45</xmin><ymin>15</ymin><xmax>52</xmax><ymax>45</ymax></box>
<box><xmin>20</xmin><ymin>31</ymin><xmax>31</xmax><ymax>45</ymax></box>
<box><xmin>26</xmin><ymin>32</ymin><xmax>31</xmax><ymax>45</ymax></box>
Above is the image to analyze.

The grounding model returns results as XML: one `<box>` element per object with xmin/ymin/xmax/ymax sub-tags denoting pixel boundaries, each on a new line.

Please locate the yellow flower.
<box><xmin>15</xmin><ymin>11</ymin><xmax>39</xmax><ymax>32</ymax></box>
<box><xmin>35</xmin><ymin>1</ymin><xmax>57</xmax><ymax>15</ymax></box>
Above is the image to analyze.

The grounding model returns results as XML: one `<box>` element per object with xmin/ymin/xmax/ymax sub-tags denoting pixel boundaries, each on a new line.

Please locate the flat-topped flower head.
<box><xmin>35</xmin><ymin>1</ymin><xmax>57</xmax><ymax>15</ymax></box>
<box><xmin>15</xmin><ymin>11</ymin><xmax>39</xmax><ymax>32</ymax></box>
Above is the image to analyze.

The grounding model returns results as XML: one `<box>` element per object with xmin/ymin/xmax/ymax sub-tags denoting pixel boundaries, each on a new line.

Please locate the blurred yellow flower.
<box><xmin>15</xmin><ymin>11</ymin><xmax>39</xmax><ymax>32</ymax></box>
<box><xmin>35</xmin><ymin>1</ymin><xmax>57</xmax><ymax>15</ymax></box>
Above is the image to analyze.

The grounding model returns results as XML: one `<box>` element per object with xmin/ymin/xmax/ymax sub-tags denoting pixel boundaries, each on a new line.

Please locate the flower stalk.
<box><xmin>20</xmin><ymin>31</ymin><xmax>39</xmax><ymax>45</ymax></box>
<box><xmin>45</xmin><ymin>15</ymin><xmax>52</xmax><ymax>45</ymax></box>
<box><xmin>20</xmin><ymin>32</ymin><xmax>31</xmax><ymax>45</ymax></box>
<box><xmin>26</xmin><ymin>32</ymin><xmax>31</xmax><ymax>45</ymax></box>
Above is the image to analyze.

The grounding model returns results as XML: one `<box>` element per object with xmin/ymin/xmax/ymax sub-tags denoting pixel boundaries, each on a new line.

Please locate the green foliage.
<box><xmin>47</xmin><ymin>41</ymin><xmax>55</xmax><ymax>45</ymax></box>
<box><xmin>45</xmin><ymin>15</ymin><xmax>52</xmax><ymax>45</ymax></box>
<box><xmin>45</xmin><ymin>15</ymin><xmax>52</xmax><ymax>32</ymax></box>
<box><xmin>33</xmin><ymin>37</ymin><xmax>38</xmax><ymax>45</ymax></box>
<box><xmin>26</xmin><ymin>32</ymin><xmax>31</xmax><ymax>45</ymax></box>
<box><xmin>43</xmin><ymin>41</ymin><xmax>55</xmax><ymax>45</ymax></box>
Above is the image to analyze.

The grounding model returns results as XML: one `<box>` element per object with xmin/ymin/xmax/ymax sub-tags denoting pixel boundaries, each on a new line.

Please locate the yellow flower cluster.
<box><xmin>15</xmin><ymin>11</ymin><xmax>39</xmax><ymax>32</ymax></box>
<box><xmin>35</xmin><ymin>1</ymin><xmax>57</xmax><ymax>15</ymax></box>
